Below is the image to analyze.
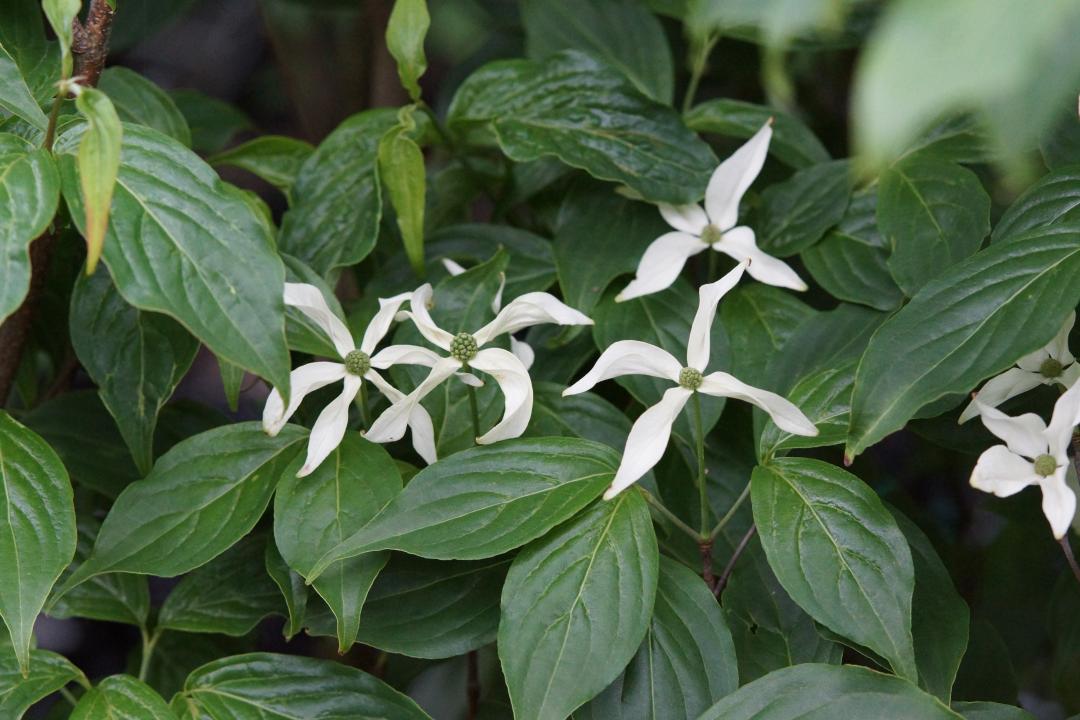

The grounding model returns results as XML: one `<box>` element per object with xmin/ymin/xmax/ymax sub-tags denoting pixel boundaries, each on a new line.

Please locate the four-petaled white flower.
<box><xmin>960</xmin><ymin>312</ymin><xmax>1080</xmax><ymax>423</ymax></box>
<box><xmin>970</xmin><ymin>381</ymin><xmax>1080</xmax><ymax>539</ymax></box>
<box><xmin>616</xmin><ymin>121</ymin><xmax>806</xmax><ymax>303</ymax></box>
<box><xmin>365</xmin><ymin>283</ymin><xmax>593</xmax><ymax>447</ymax></box>
<box><xmin>263</xmin><ymin>283</ymin><xmax>436</xmax><ymax>476</ymax></box>
<box><xmin>565</xmin><ymin>263</ymin><xmax>818</xmax><ymax>499</ymax></box>
<box><xmin>441</xmin><ymin>258</ymin><xmax>535</xmax><ymax>369</ymax></box>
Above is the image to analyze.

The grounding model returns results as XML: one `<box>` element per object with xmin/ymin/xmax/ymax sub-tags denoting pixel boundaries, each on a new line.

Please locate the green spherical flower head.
<box><xmin>679</xmin><ymin>366</ymin><xmax>703</xmax><ymax>390</ymax></box>
<box><xmin>450</xmin><ymin>332</ymin><xmax>478</xmax><ymax>363</ymax></box>
<box><xmin>1040</xmin><ymin>358</ymin><xmax>1064</xmax><ymax>379</ymax></box>
<box><xmin>701</xmin><ymin>225</ymin><xmax>723</xmax><ymax>246</ymax></box>
<box><xmin>343</xmin><ymin>350</ymin><xmax>371</xmax><ymax>376</ymax></box>
<box><xmin>1034</xmin><ymin>454</ymin><xmax>1058</xmax><ymax>477</ymax></box>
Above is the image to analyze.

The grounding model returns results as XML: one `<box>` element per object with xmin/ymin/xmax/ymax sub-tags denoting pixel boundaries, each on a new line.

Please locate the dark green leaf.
<box><xmin>758</xmin><ymin>159</ymin><xmax>852</xmax><ymax>257</ymax></box>
<box><xmin>992</xmin><ymin>165</ymin><xmax>1080</xmax><ymax>243</ymax></box>
<box><xmin>56</xmin><ymin>123</ymin><xmax>292</xmax><ymax>398</ymax></box>
<box><xmin>0</xmin><ymin>42</ymin><xmax>47</xmax><ymax>130</ymax></box>
<box><xmin>719</xmin><ymin>284</ymin><xmax>814</xmax><ymax>387</ymax></box>
<box><xmin>684</xmin><ymin>99</ymin><xmax>830</xmax><ymax>169</ymax></box>
<box><xmin>169</xmin><ymin>89</ymin><xmax>252</xmax><ymax>155</ymax></box>
<box><xmin>0</xmin><ymin>411</ymin><xmax>76</xmax><ymax>673</ymax></box>
<box><xmin>98</xmin><ymin>67</ymin><xmax>191</xmax><ymax>146</ymax></box>
<box><xmin>0</xmin><ymin>648</ymin><xmax>84</xmax><ymax>718</ymax></box>
<box><xmin>282</xmin><ymin>254</ymin><xmax>348</xmax><ymax>357</ymax></box>
<box><xmin>576</xmin><ymin>556</ymin><xmax>737</xmax><ymax>719</ymax></box>
<box><xmin>386</xmin><ymin>0</ymin><xmax>430</xmax><ymax>101</ymax></box>
<box><xmin>70</xmin><ymin>269</ymin><xmax>198</xmax><ymax>475</ymax></box>
<box><xmin>1040</xmin><ymin>111</ymin><xmax>1080</xmax><ymax>170</ymax></box>
<box><xmin>846</xmin><ymin>228</ymin><xmax>1080</xmax><ymax>460</ymax></box>
<box><xmin>878</xmin><ymin>155</ymin><xmax>990</xmax><ymax>295</ymax></box>
<box><xmin>209</xmin><ymin>136</ymin><xmax>314</xmax><ymax>197</ymax></box>
<box><xmin>263</xmin><ymin>539</ymin><xmax>307</xmax><ymax>641</ymax></box>
<box><xmin>757</xmin><ymin>359</ymin><xmax>855</xmax><ymax>459</ymax></box>
<box><xmin>274</xmin><ymin>435</ymin><xmax>400</xmax><ymax>652</ymax></box>
<box><xmin>500</xmin><ymin>492</ymin><xmax>658</xmax><ymax>720</ymax></box>
<box><xmin>142</xmin><ymin>633</ymin><xmax>249</xmax><ymax>701</ymax></box>
<box><xmin>953</xmin><ymin>702</ymin><xmax>1036</xmax><ymax>720</ymax></box>
<box><xmin>216</xmin><ymin>355</ymin><xmax>245</xmax><ymax>413</ymax></box>
<box><xmin>521</xmin><ymin>0</ymin><xmax>674</xmax><ymax>103</ymax></box>
<box><xmin>70</xmin><ymin>675</ymin><xmax>174</xmax><ymax>720</ymax></box>
<box><xmin>309</xmin><ymin>438</ymin><xmax>619</xmax><ymax>573</ymax></box>
<box><xmin>448</xmin><ymin>51</ymin><xmax>716</xmax><ymax>204</ymax></box>
<box><xmin>752</xmin><ymin>458</ymin><xmax>917</xmax><ymax>681</ymax></box>
<box><xmin>527</xmin><ymin>381</ymin><xmax>632</xmax><ymax>452</ymax></box>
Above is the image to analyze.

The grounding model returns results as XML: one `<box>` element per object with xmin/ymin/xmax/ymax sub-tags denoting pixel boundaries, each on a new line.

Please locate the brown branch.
<box><xmin>466</xmin><ymin>650</ymin><xmax>480</xmax><ymax>719</ymax></box>
<box><xmin>714</xmin><ymin>524</ymin><xmax>757</xmax><ymax>598</ymax></box>
<box><xmin>72</xmin><ymin>0</ymin><xmax>115</xmax><ymax>87</ymax></box>
<box><xmin>699</xmin><ymin>539</ymin><xmax>716</xmax><ymax>591</ymax></box>
<box><xmin>1061</xmin><ymin>537</ymin><xmax>1080</xmax><ymax>587</ymax></box>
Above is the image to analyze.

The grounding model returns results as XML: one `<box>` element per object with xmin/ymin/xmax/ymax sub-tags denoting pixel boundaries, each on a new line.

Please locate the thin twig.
<box><xmin>466</xmin><ymin>650</ymin><xmax>480</xmax><ymax>719</ymax></box>
<box><xmin>714</xmin><ymin>524</ymin><xmax>757</xmax><ymax>598</ymax></box>
<box><xmin>1061</xmin><ymin>537</ymin><xmax>1080</xmax><ymax>587</ymax></box>
<box><xmin>700</xmin><ymin>539</ymin><xmax>716</xmax><ymax>591</ymax></box>
<box><xmin>708</xmin><ymin>481</ymin><xmax>751</xmax><ymax>541</ymax></box>
<box><xmin>638</xmin><ymin>487</ymin><xmax>700</xmax><ymax>541</ymax></box>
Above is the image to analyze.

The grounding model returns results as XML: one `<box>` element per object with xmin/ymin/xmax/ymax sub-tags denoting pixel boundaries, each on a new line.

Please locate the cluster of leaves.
<box><xmin>1</xmin><ymin>0</ymin><xmax>1080</xmax><ymax>719</ymax></box>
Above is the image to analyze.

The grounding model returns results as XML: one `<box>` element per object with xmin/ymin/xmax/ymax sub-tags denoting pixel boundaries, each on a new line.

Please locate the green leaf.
<box><xmin>890</xmin><ymin>508</ymin><xmax>969</xmax><ymax>703</ymax></box>
<box><xmin>802</xmin><ymin>188</ymin><xmax>904</xmax><ymax>311</ymax></box>
<box><xmin>177</xmin><ymin>653</ymin><xmax>430</xmax><ymax>719</ymax></box>
<box><xmin>42</xmin><ymin>0</ymin><xmax>79</xmax><ymax>78</ymax></box>
<box><xmin>73</xmin><ymin>87</ymin><xmax>122</xmax><ymax>272</ymax></box>
<box><xmin>576</xmin><ymin>556</ymin><xmax>737</xmax><ymax>719</ymax></box>
<box><xmin>0</xmin><ymin>648</ymin><xmax>84</xmax><ymax>718</ymax></box>
<box><xmin>263</xmin><ymin>539</ymin><xmax>306</xmax><ymax>641</ymax></box>
<box><xmin>98</xmin><ymin>67</ymin><xmax>191</xmax><ymax>146</ymax></box>
<box><xmin>274</xmin><ymin>436</ymin><xmax>400</xmax><ymax>652</ymax></box>
<box><xmin>845</xmin><ymin>229</ymin><xmax>1080</xmax><ymax>460</ymax></box>
<box><xmin>521</xmin><ymin>0</ymin><xmax>674</xmax><ymax>104</ymax></box>
<box><xmin>685</xmin><ymin>99</ymin><xmax>830</xmax><ymax>169</ymax></box>
<box><xmin>54</xmin><ymin>423</ymin><xmax>306</xmax><ymax>595</ymax></box>
<box><xmin>718</xmin><ymin>284</ymin><xmax>815</xmax><ymax>387</ymax></box>
<box><xmin>353</xmin><ymin>554</ymin><xmax>508</xmax><ymax>659</ymax></box>
<box><xmin>0</xmin><ymin>411</ymin><xmax>76</xmax><ymax>674</ymax></box>
<box><xmin>56</xmin><ymin>123</ymin><xmax>292</xmax><ymax>398</ymax></box>
<box><xmin>697</xmin><ymin>664</ymin><xmax>961</xmax><ymax>720</ymax></box>
<box><xmin>953</xmin><ymin>702</ymin><xmax>1036</xmax><ymax>720</ymax></box>
<box><xmin>758</xmin><ymin>159</ymin><xmax>852</xmax><ymax>257</ymax></box>
<box><xmin>500</xmin><ymin>492</ymin><xmax>659</xmax><ymax>720</ymax></box>
<box><xmin>378</xmin><ymin>123</ymin><xmax>426</xmax><ymax>275</ymax></box>
<box><xmin>169</xmin><ymin>89</ymin><xmax>252</xmax><ymax>155</ymax></box>
<box><xmin>1041</xmin><ymin>110</ymin><xmax>1080</xmax><ymax>170</ymax></box>
<box><xmin>158</xmin><ymin>534</ymin><xmax>283</xmax><ymax>636</ymax></box>
<box><xmin>878</xmin><ymin>154</ymin><xmax>990</xmax><ymax>295</ymax></box>
<box><xmin>757</xmin><ymin>359</ymin><xmax>855</xmax><ymax>460</ymax></box>
<box><xmin>0</xmin><ymin>42</ymin><xmax>47</xmax><ymax>129</ymax></box>
<box><xmin>554</xmin><ymin>179</ymin><xmax>669</xmax><ymax>318</ymax></box>
<box><xmin>70</xmin><ymin>269</ymin><xmax>198</xmax><ymax>475</ymax></box>
<box><xmin>279</xmin><ymin>109</ymin><xmax>399</xmax><ymax>274</ymax></box>
<box><xmin>448</xmin><ymin>50</ymin><xmax>716</xmax><ymax>204</ymax></box>
<box><xmin>686</xmin><ymin>0</ymin><xmax>859</xmax><ymax>47</ymax></box>
<box><xmin>386</xmin><ymin>0</ymin><xmax>429</xmax><ymax>101</ymax></box>
<box><xmin>209</xmin><ymin>136</ymin><xmax>314</xmax><ymax>197</ymax></box>
<box><xmin>48</xmin><ymin>514</ymin><xmax>149</xmax><ymax>627</ymax></box>
<box><xmin>527</xmin><ymin>381</ymin><xmax>633</xmax><ymax>452</ymax></box>
<box><xmin>143</xmin><ymin>633</ymin><xmax>249</xmax><ymax>702</ymax></box>
<box><xmin>308</xmin><ymin>438</ymin><xmax>618</xmax><ymax>575</ymax></box>
<box><xmin>70</xmin><ymin>675</ymin><xmax>174</xmax><ymax>720</ymax></box>
<box><xmin>281</xmin><ymin>254</ymin><xmax>348</xmax><ymax>357</ymax></box>
<box><xmin>216</xmin><ymin>355</ymin><xmax>245</xmax><ymax>413</ymax></box>
<box><xmin>992</xmin><ymin>166</ymin><xmax>1080</xmax><ymax>243</ymax></box>
<box><xmin>751</xmin><ymin>458</ymin><xmax>917</xmax><ymax>681</ymax></box>
<box><xmin>0</xmin><ymin>134</ymin><xmax>59</xmax><ymax>324</ymax></box>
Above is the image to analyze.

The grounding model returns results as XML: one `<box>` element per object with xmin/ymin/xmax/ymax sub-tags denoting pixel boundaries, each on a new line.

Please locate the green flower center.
<box><xmin>1034</xmin><ymin>454</ymin><xmax>1058</xmax><ymax>477</ymax></box>
<box><xmin>1040</xmin><ymin>358</ymin><xmax>1064</xmax><ymax>379</ymax></box>
<box><xmin>679</xmin><ymin>367</ymin><xmax>703</xmax><ymax>390</ymax></box>
<box><xmin>343</xmin><ymin>350</ymin><xmax>371</xmax><ymax>376</ymax></box>
<box><xmin>450</xmin><ymin>332</ymin><xmax>478</xmax><ymax>362</ymax></box>
<box><xmin>700</xmin><ymin>224</ymin><xmax>723</xmax><ymax>245</ymax></box>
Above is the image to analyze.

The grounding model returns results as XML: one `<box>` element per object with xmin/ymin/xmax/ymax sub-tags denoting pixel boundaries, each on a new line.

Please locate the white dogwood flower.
<box><xmin>960</xmin><ymin>312</ymin><xmax>1080</xmax><ymax>423</ymax></box>
<box><xmin>970</xmin><ymin>381</ymin><xmax>1080</xmax><ymax>539</ymax></box>
<box><xmin>441</xmin><ymin>258</ymin><xmax>534</xmax><ymax>369</ymax></box>
<box><xmin>567</xmin><ymin>263</ymin><xmax>817</xmax><ymax>499</ymax></box>
<box><xmin>365</xmin><ymin>283</ymin><xmax>593</xmax><ymax>447</ymax></box>
<box><xmin>263</xmin><ymin>283</ymin><xmax>436</xmax><ymax>476</ymax></box>
<box><xmin>616</xmin><ymin>121</ymin><xmax>806</xmax><ymax>302</ymax></box>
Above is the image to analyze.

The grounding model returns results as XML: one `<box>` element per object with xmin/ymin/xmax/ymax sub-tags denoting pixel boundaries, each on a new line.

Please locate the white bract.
<box><xmin>566</xmin><ymin>263</ymin><xmax>818</xmax><ymax>499</ymax></box>
<box><xmin>960</xmin><ymin>312</ymin><xmax>1080</xmax><ymax>423</ymax></box>
<box><xmin>365</xmin><ymin>283</ymin><xmax>593</xmax><ymax>447</ymax></box>
<box><xmin>970</xmin><ymin>381</ymin><xmax>1080</xmax><ymax>539</ymax></box>
<box><xmin>262</xmin><ymin>283</ymin><xmax>436</xmax><ymax>476</ymax></box>
<box><xmin>616</xmin><ymin>121</ymin><xmax>806</xmax><ymax>302</ymax></box>
<box><xmin>441</xmin><ymin>258</ymin><xmax>535</xmax><ymax>369</ymax></box>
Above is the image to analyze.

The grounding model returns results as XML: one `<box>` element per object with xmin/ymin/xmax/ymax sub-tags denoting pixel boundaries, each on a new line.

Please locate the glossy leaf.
<box><xmin>758</xmin><ymin>359</ymin><xmax>855</xmax><ymax>459</ymax></box>
<box><xmin>684</xmin><ymin>99</ymin><xmax>830</xmax><ymax>169</ymax></box>
<box><xmin>73</xmin><ymin>87</ymin><xmax>122</xmax><ymax>273</ymax></box>
<box><xmin>992</xmin><ymin>165</ymin><xmax>1080</xmax><ymax>243</ymax></box>
<box><xmin>378</xmin><ymin>123</ymin><xmax>426</xmax><ymax>274</ymax></box>
<box><xmin>274</xmin><ymin>435</ymin><xmax>400</xmax><ymax>652</ymax></box>
<box><xmin>752</xmin><ymin>458</ymin><xmax>917</xmax><ymax>681</ymax></box>
<box><xmin>176</xmin><ymin>653</ymin><xmax>430</xmax><ymax>719</ymax></box>
<box><xmin>158</xmin><ymin>534</ymin><xmax>283</xmax><ymax>636</ymax></box>
<box><xmin>0</xmin><ymin>411</ymin><xmax>76</xmax><ymax>673</ymax></box>
<box><xmin>802</xmin><ymin>188</ymin><xmax>903</xmax><ymax>311</ymax></box>
<box><xmin>719</xmin><ymin>284</ymin><xmax>814</xmax><ymax>387</ymax></box>
<box><xmin>448</xmin><ymin>50</ymin><xmax>716</xmax><ymax>204</ymax></box>
<box><xmin>698</xmin><ymin>663</ymin><xmax>961</xmax><ymax>720</ymax></box>
<box><xmin>98</xmin><ymin>67</ymin><xmax>191</xmax><ymax>146</ymax></box>
<box><xmin>70</xmin><ymin>675</ymin><xmax>174</xmax><ymax>720</ymax></box>
<box><xmin>169</xmin><ymin>89</ymin><xmax>252</xmax><ymax>154</ymax></box>
<box><xmin>527</xmin><ymin>381</ymin><xmax>633</xmax><ymax>452</ymax></box>
<box><xmin>70</xmin><ymin>269</ymin><xmax>198</xmax><ymax>475</ymax></box>
<box><xmin>0</xmin><ymin>134</ymin><xmax>59</xmax><ymax>324</ymax></box>
<box><xmin>577</xmin><ymin>556</ymin><xmax>737</xmax><ymax>719</ymax></box>
<box><xmin>279</xmin><ymin>109</ymin><xmax>399</xmax><ymax>274</ymax></box>
<box><xmin>879</xmin><ymin>154</ymin><xmax>990</xmax><ymax>295</ymax></box>
<box><xmin>55</xmin><ymin>123</ymin><xmax>292</xmax><ymax>398</ymax></box>
<box><xmin>758</xmin><ymin>159</ymin><xmax>852</xmax><ymax>257</ymax></box>
<box><xmin>500</xmin><ymin>492</ymin><xmax>659</xmax><ymax>720</ymax></box>
<box><xmin>0</xmin><ymin>648</ymin><xmax>84</xmax><ymax>718</ymax></box>
<box><xmin>263</xmin><ymin>540</ymin><xmax>307</xmax><ymax>641</ymax></box>
<box><xmin>209</xmin><ymin>136</ymin><xmax>314</xmax><ymax>197</ymax></box>
<box><xmin>308</xmin><ymin>438</ymin><xmax>618</xmax><ymax>572</ymax></box>
<box><xmin>56</xmin><ymin>423</ymin><xmax>307</xmax><ymax>594</ymax></box>
<box><xmin>953</xmin><ymin>702</ymin><xmax>1036</xmax><ymax>720</ymax></box>
<box><xmin>0</xmin><ymin>43</ymin><xmax>47</xmax><ymax>129</ymax></box>
<box><xmin>521</xmin><ymin>0</ymin><xmax>673</xmax><ymax>103</ymax></box>
<box><xmin>846</xmin><ymin>229</ymin><xmax>1080</xmax><ymax>460</ymax></box>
